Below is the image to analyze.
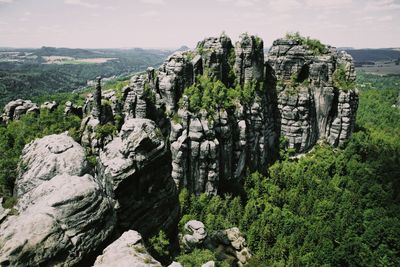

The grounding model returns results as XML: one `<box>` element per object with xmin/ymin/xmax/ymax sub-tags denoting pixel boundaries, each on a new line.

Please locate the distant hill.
<box><xmin>344</xmin><ymin>48</ymin><xmax>400</xmax><ymax>63</ymax></box>
<box><xmin>0</xmin><ymin>47</ymin><xmax>173</xmax><ymax>107</ymax></box>
<box><xmin>34</xmin><ymin>47</ymin><xmax>99</xmax><ymax>58</ymax></box>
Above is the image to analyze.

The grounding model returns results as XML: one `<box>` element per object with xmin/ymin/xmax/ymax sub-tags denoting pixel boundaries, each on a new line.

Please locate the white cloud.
<box><xmin>242</xmin><ymin>11</ymin><xmax>266</xmax><ymax>19</ymax></box>
<box><xmin>64</xmin><ymin>0</ymin><xmax>97</xmax><ymax>9</ymax></box>
<box><xmin>365</xmin><ymin>0</ymin><xmax>400</xmax><ymax>11</ymax></box>
<box><xmin>140</xmin><ymin>0</ymin><xmax>165</xmax><ymax>5</ymax></box>
<box><xmin>0</xmin><ymin>0</ymin><xmax>14</xmax><ymax>3</ymax></box>
<box><xmin>305</xmin><ymin>0</ymin><xmax>352</xmax><ymax>8</ymax></box>
<box><xmin>379</xmin><ymin>15</ymin><xmax>393</xmax><ymax>22</ymax></box>
<box><xmin>235</xmin><ymin>0</ymin><xmax>259</xmax><ymax>7</ymax></box>
<box><xmin>141</xmin><ymin>10</ymin><xmax>160</xmax><ymax>17</ymax></box>
<box><xmin>268</xmin><ymin>0</ymin><xmax>301</xmax><ymax>11</ymax></box>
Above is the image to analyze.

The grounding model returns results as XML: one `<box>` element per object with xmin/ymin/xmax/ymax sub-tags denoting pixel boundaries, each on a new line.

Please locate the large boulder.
<box><xmin>94</xmin><ymin>230</ymin><xmax>161</xmax><ymax>267</ymax></box>
<box><xmin>0</xmin><ymin>174</ymin><xmax>116</xmax><ymax>266</ymax></box>
<box><xmin>13</xmin><ymin>133</ymin><xmax>89</xmax><ymax>198</ymax></box>
<box><xmin>1</xmin><ymin>99</ymin><xmax>39</xmax><ymax>123</ymax></box>
<box><xmin>98</xmin><ymin>118</ymin><xmax>179</xmax><ymax>236</ymax></box>
<box><xmin>182</xmin><ymin>220</ymin><xmax>208</xmax><ymax>251</ymax></box>
<box><xmin>205</xmin><ymin>227</ymin><xmax>251</xmax><ymax>266</ymax></box>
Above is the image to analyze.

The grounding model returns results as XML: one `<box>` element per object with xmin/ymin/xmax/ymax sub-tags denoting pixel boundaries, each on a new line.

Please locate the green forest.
<box><xmin>0</xmin><ymin>72</ymin><xmax>399</xmax><ymax>266</ymax></box>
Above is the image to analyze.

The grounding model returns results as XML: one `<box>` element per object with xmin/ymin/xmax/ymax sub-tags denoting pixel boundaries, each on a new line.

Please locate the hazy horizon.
<box><xmin>1</xmin><ymin>0</ymin><xmax>400</xmax><ymax>49</ymax></box>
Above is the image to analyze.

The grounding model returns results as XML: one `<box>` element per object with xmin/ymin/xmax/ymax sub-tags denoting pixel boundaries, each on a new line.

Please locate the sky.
<box><xmin>0</xmin><ymin>0</ymin><xmax>399</xmax><ymax>49</ymax></box>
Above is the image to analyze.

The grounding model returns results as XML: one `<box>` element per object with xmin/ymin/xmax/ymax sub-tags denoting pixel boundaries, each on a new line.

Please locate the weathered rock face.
<box><xmin>123</xmin><ymin>75</ymin><xmax>148</xmax><ymax>119</ymax></box>
<box><xmin>0</xmin><ymin>133</ymin><xmax>115</xmax><ymax>266</ymax></box>
<box><xmin>1</xmin><ymin>99</ymin><xmax>39</xmax><ymax>123</ymax></box>
<box><xmin>80</xmin><ymin>80</ymin><xmax>116</xmax><ymax>154</ymax></box>
<box><xmin>94</xmin><ymin>230</ymin><xmax>161</xmax><ymax>267</ymax></box>
<box><xmin>77</xmin><ymin>33</ymin><xmax>358</xmax><ymax>199</ymax></box>
<box><xmin>235</xmin><ymin>33</ymin><xmax>264</xmax><ymax>85</ymax></box>
<box><xmin>14</xmin><ymin>133</ymin><xmax>89</xmax><ymax>198</ymax></box>
<box><xmin>197</xmin><ymin>34</ymin><xmax>234</xmax><ymax>85</ymax></box>
<box><xmin>98</xmin><ymin>118</ymin><xmax>179</xmax><ymax>236</ymax></box>
<box><xmin>268</xmin><ymin>38</ymin><xmax>358</xmax><ymax>152</ymax></box>
<box><xmin>157</xmin><ymin>52</ymin><xmax>194</xmax><ymax>113</ymax></box>
<box><xmin>168</xmin><ymin>34</ymin><xmax>277</xmax><ymax>194</ymax></box>
<box><xmin>0</xmin><ymin>174</ymin><xmax>116</xmax><ymax>267</ymax></box>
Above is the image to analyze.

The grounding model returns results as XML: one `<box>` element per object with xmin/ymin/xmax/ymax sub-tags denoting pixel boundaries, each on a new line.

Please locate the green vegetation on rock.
<box><xmin>182</xmin><ymin>75</ymin><xmax>262</xmax><ymax>116</ymax></box>
<box><xmin>333</xmin><ymin>64</ymin><xmax>356</xmax><ymax>91</ymax></box>
<box><xmin>285</xmin><ymin>32</ymin><xmax>328</xmax><ymax>55</ymax></box>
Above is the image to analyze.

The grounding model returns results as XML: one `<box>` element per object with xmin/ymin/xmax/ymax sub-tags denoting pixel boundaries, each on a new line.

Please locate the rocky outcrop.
<box><xmin>168</xmin><ymin>34</ymin><xmax>277</xmax><ymax>194</ymax></box>
<box><xmin>235</xmin><ymin>33</ymin><xmax>264</xmax><ymax>85</ymax></box>
<box><xmin>205</xmin><ymin>227</ymin><xmax>251</xmax><ymax>266</ymax></box>
<box><xmin>0</xmin><ymin>174</ymin><xmax>116</xmax><ymax>267</ymax></box>
<box><xmin>40</xmin><ymin>101</ymin><xmax>58</xmax><ymax>111</ymax></box>
<box><xmin>180</xmin><ymin>220</ymin><xmax>251</xmax><ymax>266</ymax></box>
<box><xmin>13</xmin><ymin>133</ymin><xmax>89</xmax><ymax>198</ymax></box>
<box><xmin>157</xmin><ymin>52</ymin><xmax>194</xmax><ymax>113</ymax></box>
<box><xmin>98</xmin><ymin>118</ymin><xmax>179</xmax><ymax>236</ymax></box>
<box><xmin>80</xmin><ymin>77</ymin><xmax>116</xmax><ymax>154</ymax></box>
<box><xmin>197</xmin><ymin>33</ymin><xmax>234</xmax><ymax>85</ymax></box>
<box><xmin>1</xmin><ymin>99</ymin><xmax>39</xmax><ymax>123</ymax></box>
<box><xmin>268</xmin><ymin>38</ymin><xmax>358</xmax><ymax>152</ymax></box>
<box><xmin>94</xmin><ymin>230</ymin><xmax>161</xmax><ymax>267</ymax></box>
<box><xmin>64</xmin><ymin>100</ymin><xmax>83</xmax><ymax>117</ymax></box>
<box><xmin>182</xmin><ymin>220</ymin><xmax>208</xmax><ymax>251</ymax></box>
<box><xmin>0</xmin><ymin>133</ymin><xmax>115</xmax><ymax>266</ymax></box>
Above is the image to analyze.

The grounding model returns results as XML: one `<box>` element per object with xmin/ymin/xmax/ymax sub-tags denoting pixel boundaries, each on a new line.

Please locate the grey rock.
<box><xmin>14</xmin><ymin>133</ymin><xmax>89</xmax><ymax>198</ymax></box>
<box><xmin>235</xmin><ymin>33</ymin><xmax>264</xmax><ymax>85</ymax></box>
<box><xmin>205</xmin><ymin>227</ymin><xmax>251</xmax><ymax>266</ymax></box>
<box><xmin>64</xmin><ymin>101</ymin><xmax>83</xmax><ymax>117</ymax></box>
<box><xmin>94</xmin><ymin>230</ymin><xmax>161</xmax><ymax>267</ymax></box>
<box><xmin>2</xmin><ymin>99</ymin><xmax>39</xmax><ymax>123</ymax></box>
<box><xmin>202</xmin><ymin>261</ymin><xmax>216</xmax><ymax>267</ymax></box>
<box><xmin>40</xmin><ymin>101</ymin><xmax>58</xmax><ymax>112</ymax></box>
<box><xmin>268</xmin><ymin>36</ymin><xmax>359</xmax><ymax>153</ymax></box>
<box><xmin>182</xmin><ymin>220</ymin><xmax>207</xmax><ymax>251</ymax></box>
<box><xmin>98</xmin><ymin>118</ymin><xmax>179</xmax><ymax>236</ymax></box>
<box><xmin>0</xmin><ymin>174</ymin><xmax>116</xmax><ymax>267</ymax></box>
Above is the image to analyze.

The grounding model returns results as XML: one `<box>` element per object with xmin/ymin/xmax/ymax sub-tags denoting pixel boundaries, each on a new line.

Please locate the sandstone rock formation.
<box><xmin>205</xmin><ymin>227</ymin><xmax>251</xmax><ymax>266</ymax></box>
<box><xmin>98</xmin><ymin>118</ymin><xmax>179</xmax><ymax>236</ymax></box>
<box><xmin>0</xmin><ymin>134</ymin><xmax>115</xmax><ymax>266</ymax></box>
<box><xmin>268</xmin><ymin>38</ymin><xmax>358</xmax><ymax>151</ymax></box>
<box><xmin>80</xmin><ymin>77</ymin><xmax>116</xmax><ymax>154</ymax></box>
<box><xmin>64</xmin><ymin>100</ymin><xmax>83</xmax><ymax>117</ymax></box>
<box><xmin>94</xmin><ymin>230</ymin><xmax>161</xmax><ymax>267</ymax></box>
<box><xmin>180</xmin><ymin>219</ymin><xmax>251</xmax><ymax>266</ymax></box>
<box><xmin>182</xmin><ymin>220</ymin><xmax>208</xmax><ymax>251</ymax></box>
<box><xmin>14</xmin><ymin>133</ymin><xmax>89</xmax><ymax>198</ymax></box>
<box><xmin>1</xmin><ymin>99</ymin><xmax>39</xmax><ymax>123</ymax></box>
<box><xmin>40</xmin><ymin>100</ymin><xmax>58</xmax><ymax>111</ymax></box>
<box><xmin>103</xmin><ymin>33</ymin><xmax>358</xmax><ymax>195</ymax></box>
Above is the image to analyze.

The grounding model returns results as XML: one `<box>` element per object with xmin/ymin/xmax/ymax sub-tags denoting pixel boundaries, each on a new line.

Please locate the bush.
<box><xmin>333</xmin><ymin>64</ymin><xmax>355</xmax><ymax>91</ymax></box>
<box><xmin>94</xmin><ymin>123</ymin><xmax>116</xmax><ymax>139</ymax></box>
<box><xmin>285</xmin><ymin>32</ymin><xmax>327</xmax><ymax>55</ymax></box>
<box><xmin>182</xmin><ymin>75</ymin><xmax>263</xmax><ymax>117</ymax></box>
